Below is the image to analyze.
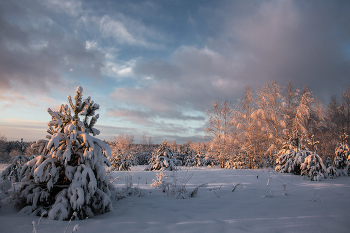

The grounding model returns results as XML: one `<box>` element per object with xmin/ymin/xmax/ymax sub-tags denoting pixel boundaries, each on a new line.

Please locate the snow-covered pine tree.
<box><xmin>275</xmin><ymin>131</ymin><xmax>310</xmax><ymax>174</ymax></box>
<box><xmin>333</xmin><ymin>130</ymin><xmax>349</xmax><ymax>171</ymax></box>
<box><xmin>300</xmin><ymin>153</ymin><xmax>326</xmax><ymax>181</ymax></box>
<box><xmin>175</xmin><ymin>143</ymin><xmax>193</xmax><ymax>166</ymax></box>
<box><xmin>300</xmin><ymin>135</ymin><xmax>326</xmax><ymax>181</ymax></box>
<box><xmin>184</xmin><ymin>153</ymin><xmax>195</xmax><ymax>167</ymax></box>
<box><xmin>16</xmin><ymin>86</ymin><xmax>112</xmax><ymax>220</ymax></box>
<box><xmin>110</xmin><ymin>149</ymin><xmax>133</xmax><ymax>171</ymax></box>
<box><xmin>324</xmin><ymin>152</ymin><xmax>338</xmax><ymax>179</ymax></box>
<box><xmin>194</xmin><ymin>147</ymin><xmax>206</xmax><ymax>167</ymax></box>
<box><xmin>224</xmin><ymin>153</ymin><xmax>246</xmax><ymax>169</ymax></box>
<box><xmin>146</xmin><ymin>141</ymin><xmax>177</xmax><ymax>171</ymax></box>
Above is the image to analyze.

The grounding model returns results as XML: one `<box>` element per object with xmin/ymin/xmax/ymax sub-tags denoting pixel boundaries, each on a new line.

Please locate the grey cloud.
<box><xmin>0</xmin><ymin>0</ymin><xmax>105</xmax><ymax>95</ymax></box>
<box><xmin>131</xmin><ymin>0</ymin><xmax>350</xmax><ymax>114</ymax></box>
<box><xmin>97</xmin><ymin>11</ymin><xmax>166</xmax><ymax>49</ymax></box>
<box><xmin>108</xmin><ymin>0</ymin><xmax>350</xmax><ymax>134</ymax></box>
<box><xmin>133</xmin><ymin>46</ymin><xmax>240</xmax><ymax>109</ymax></box>
<box><xmin>214</xmin><ymin>0</ymin><xmax>350</xmax><ymax>101</ymax></box>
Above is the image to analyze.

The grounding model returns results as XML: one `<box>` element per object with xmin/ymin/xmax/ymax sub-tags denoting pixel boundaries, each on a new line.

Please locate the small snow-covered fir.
<box><xmin>111</xmin><ymin>149</ymin><xmax>133</xmax><ymax>171</ymax></box>
<box><xmin>225</xmin><ymin>154</ymin><xmax>247</xmax><ymax>169</ymax></box>
<box><xmin>146</xmin><ymin>141</ymin><xmax>177</xmax><ymax>171</ymax></box>
<box><xmin>13</xmin><ymin>87</ymin><xmax>112</xmax><ymax>220</ymax></box>
<box><xmin>300</xmin><ymin>153</ymin><xmax>326</xmax><ymax>181</ymax></box>
<box><xmin>275</xmin><ymin>131</ymin><xmax>311</xmax><ymax>175</ymax></box>
<box><xmin>333</xmin><ymin>131</ymin><xmax>349</xmax><ymax>176</ymax></box>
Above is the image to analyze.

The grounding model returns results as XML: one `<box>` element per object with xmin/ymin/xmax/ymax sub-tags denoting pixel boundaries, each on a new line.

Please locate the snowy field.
<box><xmin>1</xmin><ymin>165</ymin><xmax>350</xmax><ymax>233</ymax></box>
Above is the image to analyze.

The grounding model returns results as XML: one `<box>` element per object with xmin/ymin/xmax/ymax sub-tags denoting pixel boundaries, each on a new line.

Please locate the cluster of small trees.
<box><xmin>204</xmin><ymin>80</ymin><xmax>350</xmax><ymax>169</ymax></box>
<box><xmin>108</xmin><ymin>139</ymin><xmax>215</xmax><ymax>171</ymax></box>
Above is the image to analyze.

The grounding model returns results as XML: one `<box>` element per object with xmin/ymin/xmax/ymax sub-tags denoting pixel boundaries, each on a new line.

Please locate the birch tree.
<box><xmin>234</xmin><ymin>86</ymin><xmax>255</xmax><ymax>168</ymax></box>
<box><xmin>204</xmin><ymin>99</ymin><xmax>232</xmax><ymax>167</ymax></box>
<box><xmin>263</xmin><ymin>81</ymin><xmax>287</xmax><ymax>160</ymax></box>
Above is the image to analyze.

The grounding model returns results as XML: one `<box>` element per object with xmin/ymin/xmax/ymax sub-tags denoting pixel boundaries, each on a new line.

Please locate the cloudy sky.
<box><xmin>0</xmin><ymin>0</ymin><xmax>349</xmax><ymax>143</ymax></box>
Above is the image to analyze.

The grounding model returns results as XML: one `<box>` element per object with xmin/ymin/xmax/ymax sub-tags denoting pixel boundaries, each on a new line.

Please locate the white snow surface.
<box><xmin>1</xmin><ymin>165</ymin><xmax>350</xmax><ymax>233</ymax></box>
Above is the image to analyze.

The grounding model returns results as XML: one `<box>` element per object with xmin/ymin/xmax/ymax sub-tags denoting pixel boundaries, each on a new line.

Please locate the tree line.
<box><xmin>204</xmin><ymin>80</ymin><xmax>350</xmax><ymax>168</ymax></box>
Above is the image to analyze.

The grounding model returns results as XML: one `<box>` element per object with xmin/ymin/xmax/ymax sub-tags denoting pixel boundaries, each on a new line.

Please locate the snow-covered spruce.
<box><xmin>15</xmin><ymin>86</ymin><xmax>112</xmax><ymax>220</ymax></box>
<box><xmin>325</xmin><ymin>157</ymin><xmax>333</xmax><ymax>168</ymax></box>
<box><xmin>326</xmin><ymin>166</ymin><xmax>339</xmax><ymax>178</ymax></box>
<box><xmin>275</xmin><ymin>149</ymin><xmax>310</xmax><ymax>174</ymax></box>
<box><xmin>146</xmin><ymin>141</ymin><xmax>177</xmax><ymax>171</ymax></box>
<box><xmin>300</xmin><ymin>153</ymin><xmax>326</xmax><ymax>181</ymax></box>
<box><xmin>194</xmin><ymin>148</ymin><xmax>214</xmax><ymax>167</ymax></box>
<box><xmin>183</xmin><ymin>146</ymin><xmax>207</xmax><ymax>167</ymax></box>
<box><xmin>333</xmin><ymin>131</ymin><xmax>349</xmax><ymax>175</ymax></box>
<box><xmin>175</xmin><ymin>143</ymin><xmax>198</xmax><ymax>166</ymax></box>
<box><xmin>275</xmin><ymin>132</ymin><xmax>311</xmax><ymax>175</ymax></box>
<box><xmin>225</xmin><ymin>154</ymin><xmax>247</xmax><ymax>169</ymax></box>
<box><xmin>325</xmin><ymin>157</ymin><xmax>339</xmax><ymax>179</ymax></box>
<box><xmin>110</xmin><ymin>149</ymin><xmax>133</xmax><ymax>171</ymax></box>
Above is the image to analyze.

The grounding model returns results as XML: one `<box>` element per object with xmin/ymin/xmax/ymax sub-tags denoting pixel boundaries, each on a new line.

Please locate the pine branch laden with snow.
<box><xmin>14</xmin><ymin>86</ymin><xmax>112</xmax><ymax>220</ymax></box>
<box><xmin>146</xmin><ymin>141</ymin><xmax>177</xmax><ymax>171</ymax></box>
<box><xmin>300</xmin><ymin>153</ymin><xmax>326</xmax><ymax>181</ymax></box>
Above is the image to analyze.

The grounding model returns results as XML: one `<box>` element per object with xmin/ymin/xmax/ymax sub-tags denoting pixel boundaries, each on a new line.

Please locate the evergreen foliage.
<box><xmin>14</xmin><ymin>87</ymin><xmax>112</xmax><ymax>220</ymax></box>
<box><xmin>333</xmin><ymin>131</ymin><xmax>349</xmax><ymax>170</ymax></box>
<box><xmin>225</xmin><ymin>154</ymin><xmax>247</xmax><ymax>169</ymax></box>
<box><xmin>275</xmin><ymin>131</ymin><xmax>311</xmax><ymax>174</ymax></box>
<box><xmin>174</xmin><ymin>143</ymin><xmax>193</xmax><ymax>166</ymax></box>
<box><xmin>146</xmin><ymin>141</ymin><xmax>177</xmax><ymax>171</ymax></box>
<box><xmin>325</xmin><ymin>157</ymin><xmax>333</xmax><ymax>168</ymax></box>
<box><xmin>110</xmin><ymin>149</ymin><xmax>133</xmax><ymax>171</ymax></box>
<box><xmin>300</xmin><ymin>153</ymin><xmax>326</xmax><ymax>181</ymax></box>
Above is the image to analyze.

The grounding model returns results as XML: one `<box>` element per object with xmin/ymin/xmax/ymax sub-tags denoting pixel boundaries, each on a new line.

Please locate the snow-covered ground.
<box><xmin>1</xmin><ymin>165</ymin><xmax>350</xmax><ymax>233</ymax></box>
